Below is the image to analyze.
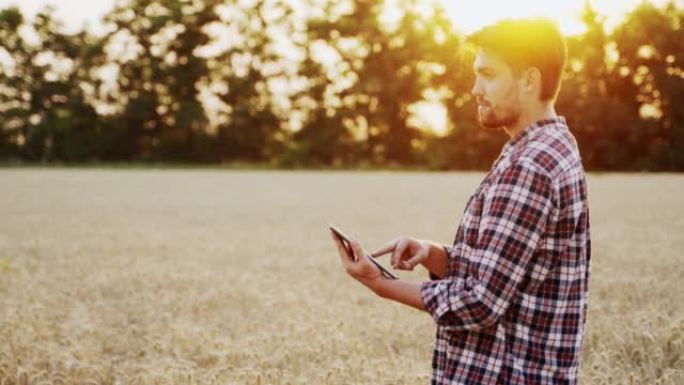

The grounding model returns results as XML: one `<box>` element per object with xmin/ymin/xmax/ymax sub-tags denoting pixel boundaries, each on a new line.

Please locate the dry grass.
<box><xmin>0</xmin><ymin>169</ymin><xmax>682</xmax><ymax>385</ymax></box>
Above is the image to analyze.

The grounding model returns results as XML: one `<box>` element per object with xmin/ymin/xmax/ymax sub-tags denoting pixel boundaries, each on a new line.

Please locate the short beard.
<box><xmin>477</xmin><ymin>83</ymin><xmax>521</xmax><ymax>129</ymax></box>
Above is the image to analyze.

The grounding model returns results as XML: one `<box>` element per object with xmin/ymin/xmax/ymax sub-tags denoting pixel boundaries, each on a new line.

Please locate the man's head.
<box><xmin>467</xmin><ymin>18</ymin><xmax>566</xmax><ymax>129</ymax></box>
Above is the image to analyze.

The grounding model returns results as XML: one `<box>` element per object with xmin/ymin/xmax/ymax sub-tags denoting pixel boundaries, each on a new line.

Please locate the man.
<box><xmin>331</xmin><ymin>18</ymin><xmax>591</xmax><ymax>385</ymax></box>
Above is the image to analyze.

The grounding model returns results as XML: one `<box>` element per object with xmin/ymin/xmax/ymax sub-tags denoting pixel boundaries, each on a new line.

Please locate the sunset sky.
<box><xmin>0</xmin><ymin>0</ymin><xmax>678</xmax><ymax>35</ymax></box>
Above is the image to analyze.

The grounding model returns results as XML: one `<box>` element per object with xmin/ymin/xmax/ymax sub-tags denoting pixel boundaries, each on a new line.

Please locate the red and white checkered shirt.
<box><xmin>421</xmin><ymin>117</ymin><xmax>591</xmax><ymax>385</ymax></box>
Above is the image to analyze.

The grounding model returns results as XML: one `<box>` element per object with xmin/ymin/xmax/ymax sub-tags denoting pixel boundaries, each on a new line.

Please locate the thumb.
<box><xmin>350</xmin><ymin>239</ymin><xmax>364</xmax><ymax>262</ymax></box>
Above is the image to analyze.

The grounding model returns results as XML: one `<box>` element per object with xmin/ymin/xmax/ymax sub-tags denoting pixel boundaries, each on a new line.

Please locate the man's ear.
<box><xmin>521</xmin><ymin>67</ymin><xmax>542</xmax><ymax>97</ymax></box>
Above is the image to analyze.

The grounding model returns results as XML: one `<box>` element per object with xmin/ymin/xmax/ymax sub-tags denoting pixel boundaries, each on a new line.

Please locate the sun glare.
<box><xmin>439</xmin><ymin>0</ymin><xmax>674</xmax><ymax>36</ymax></box>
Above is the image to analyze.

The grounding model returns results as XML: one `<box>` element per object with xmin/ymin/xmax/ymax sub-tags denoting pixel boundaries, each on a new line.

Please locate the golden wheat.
<box><xmin>0</xmin><ymin>169</ymin><xmax>682</xmax><ymax>385</ymax></box>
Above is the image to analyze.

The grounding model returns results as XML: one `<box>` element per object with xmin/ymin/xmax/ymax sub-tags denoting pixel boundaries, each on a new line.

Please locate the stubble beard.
<box><xmin>477</xmin><ymin>83</ymin><xmax>521</xmax><ymax>130</ymax></box>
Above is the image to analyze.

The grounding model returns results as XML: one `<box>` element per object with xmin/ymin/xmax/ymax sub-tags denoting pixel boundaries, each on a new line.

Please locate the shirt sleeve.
<box><xmin>420</xmin><ymin>162</ymin><xmax>555</xmax><ymax>332</ymax></box>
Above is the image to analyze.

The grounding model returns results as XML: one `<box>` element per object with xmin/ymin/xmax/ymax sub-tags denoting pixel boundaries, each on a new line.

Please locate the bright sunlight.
<box><xmin>439</xmin><ymin>0</ymin><xmax>676</xmax><ymax>35</ymax></box>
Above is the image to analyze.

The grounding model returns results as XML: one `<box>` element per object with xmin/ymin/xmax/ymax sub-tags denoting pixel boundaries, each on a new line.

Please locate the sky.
<box><xmin>0</xmin><ymin>0</ymin><xmax>114</xmax><ymax>34</ymax></box>
<box><xmin>439</xmin><ymin>0</ymin><xmax>678</xmax><ymax>35</ymax></box>
<box><xmin>1</xmin><ymin>0</ymin><xmax>679</xmax><ymax>35</ymax></box>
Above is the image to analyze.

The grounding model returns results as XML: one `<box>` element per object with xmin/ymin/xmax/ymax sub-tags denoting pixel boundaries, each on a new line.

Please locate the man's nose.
<box><xmin>470</xmin><ymin>79</ymin><xmax>481</xmax><ymax>99</ymax></box>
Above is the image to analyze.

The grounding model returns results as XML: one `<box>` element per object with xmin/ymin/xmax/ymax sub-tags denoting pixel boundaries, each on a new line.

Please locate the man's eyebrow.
<box><xmin>474</xmin><ymin>65</ymin><xmax>496</xmax><ymax>75</ymax></box>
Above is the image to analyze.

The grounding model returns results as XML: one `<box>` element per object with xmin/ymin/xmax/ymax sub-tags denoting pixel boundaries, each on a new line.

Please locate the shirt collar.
<box><xmin>500</xmin><ymin>116</ymin><xmax>568</xmax><ymax>157</ymax></box>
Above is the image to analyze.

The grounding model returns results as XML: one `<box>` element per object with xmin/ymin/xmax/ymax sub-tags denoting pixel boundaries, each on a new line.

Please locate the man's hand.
<box><xmin>331</xmin><ymin>231</ymin><xmax>428</xmax><ymax>312</ymax></box>
<box><xmin>370</xmin><ymin>236</ymin><xmax>430</xmax><ymax>271</ymax></box>
<box><xmin>331</xmin><ymin>231</ymin><xmax>383</xmax><ymax>284</ymax></box>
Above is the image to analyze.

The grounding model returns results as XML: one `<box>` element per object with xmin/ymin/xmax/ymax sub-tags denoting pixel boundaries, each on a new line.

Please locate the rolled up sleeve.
<box><xmin>420</xmin><ymin>162</ymin><xmax>555</xmax><ymax>332</ymax></box>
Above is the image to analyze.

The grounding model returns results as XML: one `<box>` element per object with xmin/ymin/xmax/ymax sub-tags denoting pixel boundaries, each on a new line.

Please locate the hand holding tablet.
<box><xmin>329</xmin><ymin>223</ymin><xmax>398</xmax><ymax>280</ymax></box>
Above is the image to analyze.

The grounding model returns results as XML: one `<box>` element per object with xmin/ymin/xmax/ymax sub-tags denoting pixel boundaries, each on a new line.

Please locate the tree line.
<box><xmin>0</xmin><ymin>0</ymin><xmax>682</xmax><ymax>170</ymax></box>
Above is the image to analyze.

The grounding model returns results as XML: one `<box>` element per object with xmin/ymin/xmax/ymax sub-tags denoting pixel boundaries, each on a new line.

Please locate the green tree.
<box><xmin>302</xmin><ymin>0</ymin><xmax>448</xmax><ymax>166</ymax></box>
<box><xmin>209</xmin><ymin>1</ymin><xmax>290</xmax><ymax>163</ymax></box>
<box><xmin>612</xmin><ymin>1</ymin><xmax>684</xmax><ymax>169</ymax></box>
<box><xmin>0</xmin><ymin>6</ymin><xmax>107</xmax><ymax>162</ymax></box>
<box><xmin>284</xmin><ymin>46</ymin><xmax>358</xmax><ymax>167</ymax></box>
<box><xmin>103</xmin><ymin>0</ymin><xmax>219</xmax><ymax>161</ymax></box>
<box><xmin>0</xmin><ymin>7</ymin><xmax>27</xmax><ymax>159</ymax></box>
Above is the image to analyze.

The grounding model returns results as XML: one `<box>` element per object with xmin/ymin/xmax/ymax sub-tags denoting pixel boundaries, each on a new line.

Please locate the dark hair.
<box><xmin>468</xmin><ymin>18</ymin><xmax>567</xmax><ymax>101</ymax></box>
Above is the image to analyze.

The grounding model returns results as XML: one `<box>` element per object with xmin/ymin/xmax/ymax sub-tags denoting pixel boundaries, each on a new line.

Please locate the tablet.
<box><xmin>329</xmin><ymin>224</ymin><xmax>398</xmax><ymax>279</ymax></box>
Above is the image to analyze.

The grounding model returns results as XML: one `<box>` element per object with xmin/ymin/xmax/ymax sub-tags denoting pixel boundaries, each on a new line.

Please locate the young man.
<box><xmin>331</xmin><ymin>18</ymin><xmax>591</xmax><ymax>384</ymax></box>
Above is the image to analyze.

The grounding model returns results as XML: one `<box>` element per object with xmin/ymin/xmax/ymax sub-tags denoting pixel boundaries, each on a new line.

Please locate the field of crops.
<box><xmin>1</xmin><ymin>169</ymin><xmax>682</xmax><ymax>384</ymax></box>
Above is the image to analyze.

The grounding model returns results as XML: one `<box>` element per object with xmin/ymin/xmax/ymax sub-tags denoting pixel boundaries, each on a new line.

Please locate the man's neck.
<box><xmin>503</xmin><ymin>103</ymin><xmax>558</xmax><ymax>138</ymax></box>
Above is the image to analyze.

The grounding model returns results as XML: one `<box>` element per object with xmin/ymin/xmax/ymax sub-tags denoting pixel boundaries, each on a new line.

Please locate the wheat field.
<box><xmin>0</xmin><ymin>169</ymin><xmax>682</xmax><ymax>385</ymax></box>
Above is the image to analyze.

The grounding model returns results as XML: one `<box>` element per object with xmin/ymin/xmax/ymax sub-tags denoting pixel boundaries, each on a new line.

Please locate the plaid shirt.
<box><xmin>421</xmin><ymin>117</ymin><xmax>591</xmax><ymax>385</ymax></box>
